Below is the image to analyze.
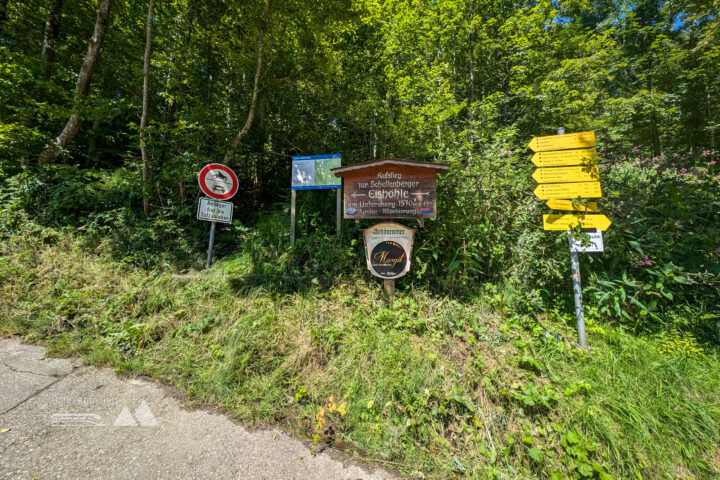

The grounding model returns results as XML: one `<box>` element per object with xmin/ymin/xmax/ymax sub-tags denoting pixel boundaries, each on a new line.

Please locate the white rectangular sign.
<box><xmin>197</xmin><ymin>197</ymin><xmax>233</xmax><ymax>223</ymax></box>
<box><xmin>569</xmin><ymin>230</ymin><xmax>604</xmax><ymax>253</ymax></box>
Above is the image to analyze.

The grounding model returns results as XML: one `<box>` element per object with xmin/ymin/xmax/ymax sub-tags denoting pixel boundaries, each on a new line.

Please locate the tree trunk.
<box><xmin>140</xmin><ymin>0</ymin><xmax>155</xmax><ymax>216</ymax></box>
<box><xmin>222</xmin><ymin>0</ymin><xmax>270</xmax><ymax>164</ymax></box>
<box><xmin>41</xmin><ymin>0</ymin><xmax>64</xmax><ymax>72</ymax></box>
<box><xmin>38</xmin><ymin>0</ymin><xmax>113</xmax><ymax>164</ymax></box>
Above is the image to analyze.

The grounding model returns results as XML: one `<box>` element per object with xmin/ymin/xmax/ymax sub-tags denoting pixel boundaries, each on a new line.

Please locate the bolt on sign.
<box><xmin>331</xmin><ymin>159</ymin><xmax>449</xmax><ymax>220</ymax></box>
<box><xmin>362</xmin><ymin>222</ymin><xmax>415</xmax><ymax>279</ymax></box>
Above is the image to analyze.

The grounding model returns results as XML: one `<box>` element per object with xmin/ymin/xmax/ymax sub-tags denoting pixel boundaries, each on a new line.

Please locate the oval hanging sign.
<box><xmin>362</xmin><ymin>222</ymin><xmax>415</xmax><ymax>279</ymax></box>
<box><xmin>198</xmin><ymin>163</ymin><xmax>239</xmax><ymax>200</ymax></box>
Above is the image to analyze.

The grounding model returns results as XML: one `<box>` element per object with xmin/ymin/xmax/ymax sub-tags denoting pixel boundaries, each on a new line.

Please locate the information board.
<box><xmin>331</xmin><ymin>159</ymin><xmax>449</xmax><ymax>220</ymax></box>
<box><xmin>291</xmin><ymin>154</ymin><xmax>342</xmax><ymax>190</ymax></box>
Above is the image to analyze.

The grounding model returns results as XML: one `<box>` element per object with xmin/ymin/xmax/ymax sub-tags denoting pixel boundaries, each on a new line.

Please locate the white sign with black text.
<box><xmin>197</xmin><ymin>197</ymin><xmax>233</xmax><ymax>224</ymax></box>
<box><xmin>569</xmin><ymin>230</ymin><xmax>604</xmax><ymax>253</ymax></box>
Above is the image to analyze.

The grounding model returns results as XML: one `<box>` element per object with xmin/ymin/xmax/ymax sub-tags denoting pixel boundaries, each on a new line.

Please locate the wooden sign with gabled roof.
<box><xmin>331</xmin><ymin>158</ymin><xmax>449</xmax><ymax>220</ymax></box>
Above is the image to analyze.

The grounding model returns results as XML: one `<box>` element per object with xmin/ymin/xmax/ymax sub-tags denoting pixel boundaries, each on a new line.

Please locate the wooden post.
<box><xmin>384</xmin><ymin>279</ymin><xmax>395</xmax><ymax>297</ymax></box>
<box><xmin>290</xmin><ymin>190</ymin><xmax>296</xmax><ymax>246</ymax></box>
<box><xmin>336</xmin><ymin>187</ymin><xmax>342</xmax><ymax>238</ymax></box>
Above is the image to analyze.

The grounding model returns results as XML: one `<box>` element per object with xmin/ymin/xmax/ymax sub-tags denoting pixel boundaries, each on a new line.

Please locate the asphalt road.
<box><xmin>0</xmin><ymin>338</ymin><xmax>397</xmax><ymax>480</ymax></box>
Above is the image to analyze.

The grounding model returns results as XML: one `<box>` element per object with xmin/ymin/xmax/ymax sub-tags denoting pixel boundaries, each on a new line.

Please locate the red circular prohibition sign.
<box><xmin>198</xmin><ymin>163</ymin><xmax>239</xmax><ymax>200</ymax></box>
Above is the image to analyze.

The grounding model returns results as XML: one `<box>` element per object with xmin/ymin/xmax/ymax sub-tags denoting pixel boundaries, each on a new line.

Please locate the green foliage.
<box><xmin>1</xmin><ymin>1</ymin><xmax>720</xmax><ymax>478</ymax></box>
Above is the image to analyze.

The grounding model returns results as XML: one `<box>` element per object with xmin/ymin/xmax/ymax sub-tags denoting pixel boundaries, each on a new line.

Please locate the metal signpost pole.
<box><xmin>206</xmin><ymin>221</ymin><xmax>216</xmax><ymax>269</ymax></box>
<box><xmin>336</xmin><ymin>187</ymin><xmax>342</xmax><ymax>238</ymax></box>
<box><xmin>570</xmin><ymin>247</ymin><xmax>587</xmax><ymax>348</ymax></box>
<box><xmin>554</xmin><ymin>126</ymin><xmax>587</xmax><ymax>349</ymax></box>
<box><xmin>290</xmin><ymin>190</ymin><xmax>296</xmax><ymax>246</ymax></box>
<box><xmin>198</xmin><ymin>163</ymin><xmax>238</xmax><ymax>270</ymax></box>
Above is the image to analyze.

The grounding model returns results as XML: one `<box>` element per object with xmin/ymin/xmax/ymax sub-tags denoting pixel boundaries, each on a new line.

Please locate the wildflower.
<box><xmin>711</xmin><ymin>160</ymin><xmax>717</xmax><ymax>166</ymax></box>
<box><xmin>674</xmin><ymin>220</ymin><xmax>679</xmax><ymax>226</ymax></box>
<box><xmin>625</xmin><ymin>227</ymin><xmax>630</xmax><ymax>232</ymax></box>
<box><xmin>679</xmin><ymin>168</ymin><xmax>687</xmax><ymax>174</ymax></box>
<box><xmin>599</xmin><ymin>164</ymin><xmax>607</xmax><ymax>170</ymax></box>
<box><xmin>690</xmin><ymin>168</ymin><xmax>698</xmax><ymax>176</ymax></box>
<box><xmin>703</xmin><ymin>150</ymin><xmax>711</xmax><ymax>156</ymax></box>
<box><xmin>660</xmin><ymin>153</ymin><xmax>665</xmax><ymax>160</ymax></box>
<box><xmin>652</xmin><ymin>164</ymin><xmax>659</xmax><ymax>170</ymax></box>
<box><xmin>633</xmin><ymin>146</ymin><xmax>640</xmax><ymax>153</ymax></box>
<box><xmin>674</xmin><ymin>153</ymin><xmax>680</xmax><ymax>158</ymax></box>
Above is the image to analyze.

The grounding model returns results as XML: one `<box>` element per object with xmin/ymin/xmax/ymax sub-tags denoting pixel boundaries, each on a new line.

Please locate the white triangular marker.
<box><xmin>134</xmin><ymin>400</ymin><xmax>159</xmax><ymax>427</ymax></box>
<box><xmin>113</xmin><ymin>406</ymin><xmax>138</xmax><ymax>427</ymax></box>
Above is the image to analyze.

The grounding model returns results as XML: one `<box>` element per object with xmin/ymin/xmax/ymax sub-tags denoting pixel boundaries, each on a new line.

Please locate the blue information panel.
<box><xmin>291</xmin><ymin>154</ymin><xmax>341</xmax><ymax>190</ymax></box>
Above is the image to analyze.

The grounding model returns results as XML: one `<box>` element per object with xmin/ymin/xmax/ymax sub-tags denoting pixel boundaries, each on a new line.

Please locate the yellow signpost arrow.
<box><xmin>533</xmin><ymin>165</ymin><xmax>599</xmax><ymax>184</ymax></box>
<box><xmin>531</xmin><ymin>148</ymin><xmax>598</xmax><ymax>167</ymax></box>
<box><xmin>543</xmin><ymin>214</ymin><xmax>612</xmax><ymax>231</ymax></box>
<box><xmin>546</xmin><ymin>200</ymin><xmax>599</xmax><ymax>212</ymax></box>
<box><xmin>533</xmin><ymin>181</ymin><xmax>602</xmax><ymax>200</ymax></box>
<box><xmin>528</xmin><ymin>131</ymin><xmax>596</xmax><ymax>152</ymax></box>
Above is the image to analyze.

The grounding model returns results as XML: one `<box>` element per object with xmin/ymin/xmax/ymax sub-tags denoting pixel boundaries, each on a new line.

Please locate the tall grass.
<box><xmin>1</xmin><ymin>226</ymin><xmax>719</xmax><ymax>479</ymax></box>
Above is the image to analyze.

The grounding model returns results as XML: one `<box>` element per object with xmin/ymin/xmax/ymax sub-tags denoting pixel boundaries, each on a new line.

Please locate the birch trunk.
<box><xmin>38</xmin><ymin>0</ymin><xmax>112</xmax><ymax>164</ymax></box>
<box><xmin>140</xmin><ymin>0</ymin><xmax>155</xmax><ymax>216</ymax></box>
<box><xmin>222</xmin><ymin>0</ymin><xmax>270</xmax><ymax>164</ymax></box>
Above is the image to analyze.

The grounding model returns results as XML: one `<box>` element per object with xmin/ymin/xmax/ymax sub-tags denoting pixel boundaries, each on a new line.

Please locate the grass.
<box><xmin>1</xmin><ymin>224</ymin><xmax>720</xmax><ymax>479</ymax></box>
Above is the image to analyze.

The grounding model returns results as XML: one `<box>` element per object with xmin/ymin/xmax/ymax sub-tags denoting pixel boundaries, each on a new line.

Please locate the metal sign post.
<box><xmin>336</xmin><ymin>187</ymin><xmax>342</xmax><ymax>238</ymax></box>
<box><xmin>290</xmin><ymin>154</ymin><xmax>342</xmax><ymax>246</ymax></box>
<box><xmin>206</xmin><ymin>221</ymin><xmax>216</xmax><ymax>269</ymax></box>
<box><xmin>529</xmin><ymin>127</ymin><xmax>611</xmax><ymax>348</ymax></box>
<box><xmin>569</xmin><ymin>245</ymin><xmax>587</xmax><ymax>348</ymax></box>
<box><xmin>550</xmin><ymin>126</ymin><xmax>588</xmax><ymax>348</ymax></box>
<box><xmin>290</xmin><ymin>190</ymin><xmax>297</xmax><ymax>246</ymax></box>
<box><xmin>197</xmin><ymin>163</ymin><xmax>239</xmax><ymax>269</ymax></box>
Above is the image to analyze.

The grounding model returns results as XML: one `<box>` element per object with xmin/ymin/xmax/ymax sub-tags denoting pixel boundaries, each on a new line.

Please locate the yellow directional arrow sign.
<box><xmin>531</xmin><ymin>148</ymin><xmax>598</xmax><ymax>167</ymax></box>
<box><xmin>533</xmin><ymin>165</ymin><xmax>599</xmax><ymax>184</ymax></box>
<box><xmin>546</xmin><ymin>200</ymin><xmax>599</xmax><ymax>212</ymax></box>
<box><xmin>534</xmin><ymin>181</ymin><xmax>602</xmax><ymax>200</ymax></box>
<box><xmin>528</xmin><ymin>132</ymin><xmax>596</xmax><ymax>152</ymax></box>
<box><xmin>543</xmin><ymin>214</ymin><xmax>612</xmax><ymax>231</ymax></box>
